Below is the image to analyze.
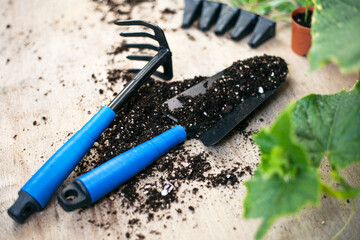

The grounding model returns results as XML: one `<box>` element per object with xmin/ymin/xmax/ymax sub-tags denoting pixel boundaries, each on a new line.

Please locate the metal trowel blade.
<box><xmin>163</xmin><ymin>70</ymin><xmax>283</xmax><ymax>146</ymax></box>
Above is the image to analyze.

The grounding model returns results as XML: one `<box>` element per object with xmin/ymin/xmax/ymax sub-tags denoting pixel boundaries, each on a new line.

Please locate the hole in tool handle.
<box><xmin>64</xmin><ymin>189</ymin><xmax>79</xmax><ymax>201</ymax></box>
<box><xmin>7</xmin><ymin>191</ymin><xmax>42</xmax><ymax>224</ymax></box>
<box><xmin>57</xmin><ymin>180</ymin><xmax>92</xmax><ymax>212</ymax></box>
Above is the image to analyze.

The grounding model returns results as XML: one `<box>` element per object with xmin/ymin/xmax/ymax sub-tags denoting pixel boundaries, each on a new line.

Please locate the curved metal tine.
<box><xmin>115</xmin><ymin>20</ymin><xmax>169</xmax><ymax>48</ymax></box>
<box><xmin>120</xmin><ymin>31</ymin><xmax>156</xmax><ymax>41</ymax></box>
<box><xmin>126</xmin><ymin>55</ymin><xmax>153</xmax><ymax>62</ymax></box>
<box><xmin>124</xmin><ymin>43</ymin><xmax>159</xmax><ymax>51</ymax></box>
<box><xmin>115</xmin><ymin>20</ymin><xmax>156</xmax><ymax>28</ymax></box>
<box><xmin>126</xmin><ymin>69</ymin><xmax>141</xmax><ymax>74</ymax></box>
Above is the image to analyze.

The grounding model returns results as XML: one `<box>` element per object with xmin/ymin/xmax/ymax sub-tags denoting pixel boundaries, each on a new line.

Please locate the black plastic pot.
<box><xmin>214</xmin><ymin>5</ymin><xmax>240</xmax><ymax>35</ymax></box>
<box><xmin>249</xmin><ymin>16</ymin><xmax>276</xmax><ymax>48</ymax></box>
<box><xmin>231</xmin><ymin>10</ymin><xmax>258</xmax><ymax>40</ymax></box>
<box><xmin>199</xmin><ymin>1</ymin><xmax>223</xmax><ymax>31</ymax></box>
<box><xmin>181</xmin><ymin>0</ymin><xmax>276</xmax><ymax>48</ymax></box>
<box><xmin>182</xmin><ymin>0</ymin><xmax>203</xmax><ymax>29</ymax></box>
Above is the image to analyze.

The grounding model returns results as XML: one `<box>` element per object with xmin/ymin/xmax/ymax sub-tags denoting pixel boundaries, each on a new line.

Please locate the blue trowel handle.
<box><xmin>57</xmin><ymin>125</ymin><xmax>186</xmax><ymax>211</ymax></box>
<box><xmin>8</xmin><ymin>106</ymin><xmax>116</xmax><ymax>223</ymax></box>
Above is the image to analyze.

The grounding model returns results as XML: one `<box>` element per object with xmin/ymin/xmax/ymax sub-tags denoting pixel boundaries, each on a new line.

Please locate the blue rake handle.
<box><xmin>8</xmin><ymin>106</ymin><xmax>116</xmax><ymax>223</ymax></box>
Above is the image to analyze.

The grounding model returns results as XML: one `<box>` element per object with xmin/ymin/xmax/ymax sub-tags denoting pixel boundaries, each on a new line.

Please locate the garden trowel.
<box><xmin>57</xmin><ymin>59</ymin><xmax>286</xmax><ymax>212</ymax></box>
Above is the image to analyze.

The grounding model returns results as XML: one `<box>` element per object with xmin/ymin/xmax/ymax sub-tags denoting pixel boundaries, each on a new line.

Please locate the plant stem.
<box><xmin>304</xmin><ymin>0</ymin><xmax>309</xmax><ymax>22</ymax></box>
<box><xmin>330</xmin><ymin>201</ymin><xmax>355</xmax><ymax>240</ymax></box>
<box><xmin>320</xmin><ymin>182</ymin><xmax>360</xmax><ymax>199</ymax></box>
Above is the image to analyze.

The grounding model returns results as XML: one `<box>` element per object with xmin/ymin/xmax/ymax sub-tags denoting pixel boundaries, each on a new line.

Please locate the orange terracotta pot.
<box><xmin>291</xmin><ymin>7</ymin><xmax>313</xmax><ymax>56</ymax></box>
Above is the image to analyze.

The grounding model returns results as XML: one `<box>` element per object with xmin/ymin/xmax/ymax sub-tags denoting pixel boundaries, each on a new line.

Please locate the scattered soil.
<box><xmin>293</xmin><ymin>10</ymin><xmax>313</xmax><ymax>28</ymax></box>
<box><xmin>108</xmin><ymin>40</ymin><xmax>128</xmax><ymax>55</ymax></box>
<box><xmin>160</xmin><ymin>8</ymin><xmax>177</xmax><ymax>20</ymax></box>
<box><xmin>75</xmin><ymin>76</ymin><xmax>205</xmax><ymax>173</ymax></box>
<box><xmin>92</xmin><ymin>0</ymin><xmax>155</xmax><ymax>22</ymax></box>
<box><xmin>107</xmin><ymin>69</ymin><xmax>133</xmax><ymax>84</ymax></box>
<box><xmin>186</xmin><ymin>33</ymin><xmax>196</xmax><ymax>41</ymax></box>
<box><xmin>162</xmin><ymin>8</ymin><xmax>176</xmax><ymax>15</ymax></box>
<box><xmin>165</xmin><ymin>55</ymin><xmax>288</xmax><ymax>138</ymax></box>
<box><xmin>75</xmin><ymin>55</ymin><xmax>287</xmax><ymax>237</ymax></box>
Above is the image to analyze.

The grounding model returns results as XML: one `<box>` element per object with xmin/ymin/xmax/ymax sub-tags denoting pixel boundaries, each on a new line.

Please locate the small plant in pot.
<box><xmin>291</xmin><ymin>0</ymin><xmax>314</xmax><ymax>56</ymax></box>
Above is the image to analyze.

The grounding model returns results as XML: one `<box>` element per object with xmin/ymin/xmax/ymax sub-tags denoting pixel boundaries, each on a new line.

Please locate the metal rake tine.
<box><xmin>126</xmin><ymin>55</ymin><xmax>153</xmax><ymax>62</ymax></box>
<box><xmin>115</xmin><ymin>20</ymin><xmax>156</xmax><ymax>29</ymax></box>
<box><xmin>124</xmin><ymin>43</ymin><xmax>159</xmax><ymax>51</ymax></box>
<box><xmin>126</xmin><ymin>69</ymin><xmax>141</xmax><ymax>74</ymax></box>
<box><xmin>120</xmin><ymin>31</ymin><xmax>156</xmax><ymax>41</ymax></box>
<box><xmin>116</xmin><ymin>20</ymin><xmax>169</xmax><ymax>49</ymax></box>
<box><xmin>116</xmin><ymin>20</ymin><xmax>173</xmax><ymax>81</ymax></box>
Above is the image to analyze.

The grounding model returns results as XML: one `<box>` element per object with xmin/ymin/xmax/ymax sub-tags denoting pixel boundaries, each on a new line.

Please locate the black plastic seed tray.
<box><xmin>181</xmin><ymin>0</ymin><xmax>276</xmax><ymax>48</ymax></box>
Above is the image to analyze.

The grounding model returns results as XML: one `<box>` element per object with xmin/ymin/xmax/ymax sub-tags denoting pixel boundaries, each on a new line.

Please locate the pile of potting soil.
<box><xmin>165</xmin><ymin>55</ymin><xmax>288</xmax><ymax>137</ymax></box>
<box><xmin>75</xmin><ymin>55</ymin><xmax>287</xmax><ymax>235</ymax></box>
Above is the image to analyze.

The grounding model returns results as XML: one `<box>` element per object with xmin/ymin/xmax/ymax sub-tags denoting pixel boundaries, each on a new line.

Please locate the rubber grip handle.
<box><xmin>79</xmin><ymin>125</ymin><xmax>186</xmax><ymax>203</ymax></box>
<box><xmin>21</xmin><ymin>106</ymin><xmax>116</xmax><ymax>208</ymax></box>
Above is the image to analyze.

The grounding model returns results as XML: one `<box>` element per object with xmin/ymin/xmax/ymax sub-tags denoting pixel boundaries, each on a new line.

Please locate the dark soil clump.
<box><xmin>293</xmin><ymin>10</ymin><xmax>313</xmax><ymax>28</ymax></box>
<box><xmin>91</xmin><ymin>0</ymin><xmax>155</xmax><ymax>22</ymax></box>
<box><xmin>107</xmin><ymin>69</ymin><xmax>133</xmax><ymax>84</ymax></box>
<box><xmin>76</xmin><ymin>55</ymin><xmax>287</xmax><ymax>232</ymax></box>
<box><xmin>162</xmin><ymin>8</ymin><xmax>176</xmax><ymax>15</ymax></box>
<box><xmin>165</xmin><ymin>55</ymin><xmax>288</xmax><ymax>137</ymax></box>
<box><xmin>108</xmin><ymin>40</ymin><xmax>128</xmax><ymax>55</ymax></box>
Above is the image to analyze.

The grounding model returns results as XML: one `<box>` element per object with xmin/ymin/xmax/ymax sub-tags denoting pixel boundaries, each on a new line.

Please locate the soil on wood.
<box><xmin>76</xmin><ymin>55</ymin><xmax>287</xmax><ymax>235</ymax></box>
<box><xmin>108</xmin><ymin>40</ymin><xmax>128</xmax><ymax>55</ymax></box>
<box><xmin>164</xmin><ymin>55</ymin><xmax>288</xmax><ymax>138</ymax></box>
<box><xmin>92</xmin><ymin>0</ymin><xmax>155</xmax><ymax>22</ymax></box>
<box><xmin>293</xmin><ymin>10</ymin><xmax>313</xmax><ymax>28</ymax></box>
<box><xmin>161</xmin><ymin>8</ymin><xmax>176</xmax><ymax>15</ymax></box>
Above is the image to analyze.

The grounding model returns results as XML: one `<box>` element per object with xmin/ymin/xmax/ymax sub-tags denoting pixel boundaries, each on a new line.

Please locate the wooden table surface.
<box><xmin>1</xmin><ymin>0</ymin><xmax>359</xmax><ymax>239</ymax></box>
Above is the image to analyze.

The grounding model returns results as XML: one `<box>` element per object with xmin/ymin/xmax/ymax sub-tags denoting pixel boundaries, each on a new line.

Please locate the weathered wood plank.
<box><xmin>0</xmin><ymin>0</ymin><xmax>359</xmax><ymax>239</ymax></box>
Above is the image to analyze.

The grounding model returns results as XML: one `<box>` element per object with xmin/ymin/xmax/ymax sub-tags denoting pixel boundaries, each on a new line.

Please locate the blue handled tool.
<box><xmin>57</xmin><ymin>58</ymin><xmax>286</xmax><ymax>211</ymax></box>
<box><xmin>8</xmin><ymin>20</ymin><xmax>173</xmax><ymax>223</ymax></box>
<box><xmin>58</xmin><ymin>125</ymin><xmax>186</xmax><ymax>211</ymax></box>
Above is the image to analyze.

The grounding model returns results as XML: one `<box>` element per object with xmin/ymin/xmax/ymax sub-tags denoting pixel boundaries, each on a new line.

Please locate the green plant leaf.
<box><xmin>255</xmin><ymin>3</ymin><xmax>272</xmax><ymax>15</ymax></box>
<box><xmin>245</xmin><ymin>170</ymin><xmax>320</xmax><ymax>240</ymax></box>
<box><xmin>275</xmin><ymin>2</ymin><xmax>296</xmax><ymax>13</ymax></box>
<box><xmin>268</xmin><ymin>0</ymin><xmax>296</xmax><ymax>13</ymax></box>
<box><xmin>245</xmin><ymin>82</ymin><xmax>360</xmax><ymax>239</ymax></box>
<box><xmin>255</xmin><ymin>3</ymin><xmax>273</xmax><ymax>15</ymax></box>
<box><xmin>309</xmin><ymin>0</ymin><xmax>360</xmax><ymax>73</ymax></box>
<box><xmin>294</xmin><ymin>0</ymin><xmax>310</xmax><ymax>7</ymax></box>
<box><xmin>244</xmin><ymin>108</ymin><xmax>321</xmax><ymax>240</ymax></box>
<box><xmin>229</xmin><ymin>0</ymin><xmax>297</xmax><ymax>16</ymax></box>
<box><xmin>292</xmin><ymin>84</ymin><xmax>360</xmax><ymax>169</ymax></box>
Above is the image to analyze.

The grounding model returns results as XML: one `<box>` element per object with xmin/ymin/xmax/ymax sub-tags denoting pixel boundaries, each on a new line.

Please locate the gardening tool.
<box><xmin>8</xmin><ymin>20</ymin><xmax>173</xmax><ymax>224</ymax></box>
<box><xmin>58</xmin><ymin>64</ymin><xmax>285</xmax><ymax>211</ymax></box>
